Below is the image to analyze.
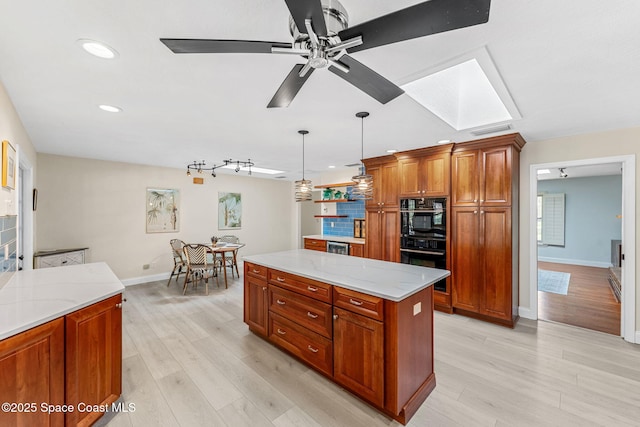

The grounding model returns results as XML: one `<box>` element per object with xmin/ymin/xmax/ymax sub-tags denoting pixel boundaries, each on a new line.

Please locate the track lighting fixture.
<box><xmin>559</xmin><ymin>168</ymin><xmax>568</xmax><ymax>178</ymax></box>
<box><xmin>186</xmin><ymin>159</ymin><xmax>254</xmax><ymax>178</ymax></box>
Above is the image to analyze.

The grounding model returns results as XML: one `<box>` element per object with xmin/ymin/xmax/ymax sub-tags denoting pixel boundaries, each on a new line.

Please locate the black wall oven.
<box><xmin>400</xmin><ymin>197</ymin><xmax>448</xmax><ymax>292</ymax></box>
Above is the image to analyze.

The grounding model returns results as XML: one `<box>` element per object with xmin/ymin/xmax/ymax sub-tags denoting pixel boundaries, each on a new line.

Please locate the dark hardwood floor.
<box><xmin>537</xmin><ymin>261</ymin><xmax>621</xmax><ymax>335</ymax></box>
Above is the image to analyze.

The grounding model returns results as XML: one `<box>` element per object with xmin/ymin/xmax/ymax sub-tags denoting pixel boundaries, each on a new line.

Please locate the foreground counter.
<box><xmin>0</xmin><ymin>262</ymin><xmax>124</xmax><ymax>426</ymax></box>
<box><xmin>243</xmin><ymin>249</ymin><xmax>450</xmax><ymax>424</ymax></box>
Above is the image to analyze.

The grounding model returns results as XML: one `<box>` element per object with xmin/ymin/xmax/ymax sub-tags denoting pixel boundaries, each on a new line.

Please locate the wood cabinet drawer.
<box><xmin>245</xmin><ymin>262</ymin><xmax>267</xmax><ymax>280</ymax></box>
<box><xmin>269</xmin><ymin>286</ymin><xmax>332</xmax><ymax>338</ymax></box>
<box><xmin>304</xmin><ymin>238</ymin><xmax>326</xmax><ymax>251</ymax></box>
<box><xmin>269</xmin><ymin>312</ymin><xmax>333</xmax><ymax>376</ymax></box>
<box><xmin>333</xmin><ymin>287</ymin><xmax>384</xmax><ymax>321</ymax></box>
<box><xmin>268</xmin><ymin>269</ymin><xmax>332</xmax><ymax>303</ymax></box>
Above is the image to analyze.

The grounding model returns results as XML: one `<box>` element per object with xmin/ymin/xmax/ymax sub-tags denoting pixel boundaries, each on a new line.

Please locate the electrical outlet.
<box><xmin>143</xmin><ymin>264</ymin><xmax>150</xmax><ymax>270</ymax></box>
<box><xmin>331</xmin><ymin>222</ymin><xmax>335</xmax><ymax>227</ymax></box>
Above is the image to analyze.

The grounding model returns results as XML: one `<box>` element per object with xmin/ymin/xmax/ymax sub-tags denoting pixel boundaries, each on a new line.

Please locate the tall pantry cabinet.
<box><xmin>450</xmin><ymin>134</ymin><xmax>525</xmax><ymax>327</ymax></box>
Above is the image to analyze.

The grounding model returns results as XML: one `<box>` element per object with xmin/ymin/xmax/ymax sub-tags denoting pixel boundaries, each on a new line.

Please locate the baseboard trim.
<box><xmin>518</xmin><ymin>306</ymin><xmax>537</xmax><ymax>320</ymax></box>
<box><xmin>121</xmin><ymin>272</ymin><xmax>170</xmax><ymax>287</ymax></box>
<box><xmin>538</xmin><ymin>256</ymin><xmax>612</xmax><ymax>269</ymax></box>
<box><xmin>634</xmin><ymin>331</ymin><xmax>640</xmax><ymax>344</ymax></box>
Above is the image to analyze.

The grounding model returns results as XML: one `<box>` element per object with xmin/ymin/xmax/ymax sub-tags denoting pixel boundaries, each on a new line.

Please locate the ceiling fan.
<box><xmin>160</xmin><ymin>0</ymin><xmax>491</xmax><ymax>108</ymax></box>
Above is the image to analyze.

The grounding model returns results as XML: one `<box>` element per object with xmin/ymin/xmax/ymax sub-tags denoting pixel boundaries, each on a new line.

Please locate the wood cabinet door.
<box><xmin>423</xmin><ymin>154</ymin><xmax>450</xmax><ymax>197</ymax></box>
<box><xmin>244</xmin><ymin>275</ymin><xmax>269</xmax><ymax>337</ymax></box>
<box><xmin>398</xmin><ymin>157</ymin><xmax>421</xmax><ymax>197</ymax></box>
<box><xmin>379</xmin><ymin>161</ymin><xmax>399</xmax><ymax>208</ymax></box>
<box><xmin>365</xmin><ymin>209</ymin><xmax>383</xmax><ymax>260</ymax></box>
<box><xmin>451</xmin><ymin>207</ymin><xmax>481</xmax><ymax>312</ymax></box>
<box><xmin>481</xmin><ymin>146</ymin><xmax>512</xmax><ymax>206</ymax></box>
<box><xmin>65</xmin><ymin>294</ymin><xmax>122</xmax><ymax>427</ymax></box>
<box><xmin>0</xmin><ymin>318</ymin><xmax>65</xmax><ymax>427</ymax></box>
<box><xmin>480</xmin><ymin>207</ymin><xmax>513</xmax><ymax>320</ymax></box>
<box><xmin>451</xmin><ymin>150</ymin><xmax>479</xmax><ymax>206</ymax></box>
<box><xmin>365</xmin><ymin>209</ymin><xmax>399</xmax><ymax>262</ymax></box>
<box><xmin>382</xmin><ymin>209</ymin><xmax>400</xmax><ymax>263</ymax></box>
<box><xmin>350</xmin><ymin>243</ymin><xmax>364</xmax><ymax>257</ymax></box>
<box><xmin>333</xmin><ymin>307</ymin><xmax>384</xmax><ymax>407</ymax></box>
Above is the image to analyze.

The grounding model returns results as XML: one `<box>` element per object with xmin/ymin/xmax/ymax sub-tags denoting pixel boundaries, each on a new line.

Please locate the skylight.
<box><xmin>400</xmin><ymin>47</ymin><xmax>521</xmax><ymax>132</ymax></box>
<box><xmin>220</xmin><ymin>164</ymin><xmax>284</xmax><ymax>175</ymax></box>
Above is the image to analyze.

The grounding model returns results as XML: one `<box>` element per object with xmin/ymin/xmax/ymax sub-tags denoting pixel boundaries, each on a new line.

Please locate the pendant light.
<box><xmin>295</xmin><ymin>130</ymin><xmax>313</xmax><ymax>202</ymax></box>
<box><xmin>351</xmin><ymin>112</ymin><xmax>373</xmax><ymax>200</ymax></box>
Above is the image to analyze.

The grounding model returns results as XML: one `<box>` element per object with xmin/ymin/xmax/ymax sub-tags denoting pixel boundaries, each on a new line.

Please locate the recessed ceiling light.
<box><xmin>437</xmin><ymin>139</ymin><xmax>451</xmax><ymax>144</ymax></box>
<box><xmin>78</xmin><ymin>39</ymin><xmax>119</xmax><ymax>59</ymax></box>
<box><xmin>537</xmin><ymin>169</ymin><xmax>551</xmax><ymax>175</ymax></box>
<box><xmin>328</xmin><ymin>165</ymin><xmax>336</xmax><ymax>169</ymax></box>
<box><xmin>98</xmin><ymin>104</ymin><xmax>122</xmax><ymax>113</ymax></box>
<box><xmin>386</xmin><ymin>149</ymin><xmax>397</xmax><ymax>153</ymax></box>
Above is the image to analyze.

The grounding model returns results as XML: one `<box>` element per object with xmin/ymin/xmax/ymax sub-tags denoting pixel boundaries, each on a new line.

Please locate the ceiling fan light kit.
<box><xmin>160</xmin><ymin>0</ymin><xmax>491</xmax><ymax>108</ymax></box>
<box><xmin>295</xmin><ymin>130</ymin><xmax>313</xmax><ymax>202</ymax></box>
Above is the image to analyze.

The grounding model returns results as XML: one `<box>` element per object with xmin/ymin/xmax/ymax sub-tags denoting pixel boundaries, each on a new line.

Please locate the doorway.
<box><xmin>529</xmin><ymin>155</ymin><xmax>636</xmax><ymax>343</ymax></box>
<box><xmin>18</xmin><ymin>150</ymin><xmax>34</xmax><ymax>271</ymax></box>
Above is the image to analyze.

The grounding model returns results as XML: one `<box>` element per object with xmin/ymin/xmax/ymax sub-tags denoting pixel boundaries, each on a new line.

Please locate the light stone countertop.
<box><xmin>303</xmin><ymin>235</ymin><xmax>366</xmax><ymax>245</ymax></box>
<box><xmin>244</xmin><ymin>249</ymin><xmax>449</xmax><ymax>302</ymax></box>
<box><xmin>0</xmin><ymin>262</ymin><xmax>124</xmax><ymax>340</ymax></box>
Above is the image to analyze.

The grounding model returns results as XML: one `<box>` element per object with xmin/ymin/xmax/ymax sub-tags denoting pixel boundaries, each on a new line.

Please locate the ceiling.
<box><xmin>0</xmin><ymin>0</ymin><xmax>639</xmax><ymax>181</ymax></box>
<box><xmin>537</xmin><ymin>163</ymin><xmax>622</xmax><ymax>181</ymax></box>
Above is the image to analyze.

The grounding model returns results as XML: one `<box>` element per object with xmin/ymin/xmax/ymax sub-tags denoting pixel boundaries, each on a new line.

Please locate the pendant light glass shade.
<box><xmin>295</xmin><ymin>130</ymin><xmax>313</xmax><ymax>202</ymax></box>
<box><xmin>351</xmin><ymin>112</ymin><xmax>373</xmax><ymax>200</ymax></box>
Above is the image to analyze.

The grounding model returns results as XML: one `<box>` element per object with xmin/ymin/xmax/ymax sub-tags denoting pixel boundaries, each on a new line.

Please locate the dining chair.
<box><xmin>217</xmin><ymin>235</ymin><xmax>241</xmax><ymax>278</ymax></box>
<box><xmin>167</xmin><ymin>239</ymin><xmax>186</xmax><ymax>287</ymax></box>
<box><xmin>182</xmin><ymin>244</ymin><xmax>218</xmax><ymax>295</ymax></box>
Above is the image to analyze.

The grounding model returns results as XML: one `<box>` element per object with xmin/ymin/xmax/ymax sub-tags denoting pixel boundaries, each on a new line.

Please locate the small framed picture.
<box><xmin>2</xmin><ymin>140</ymin><xmax>16</xmax><ymax>189</ymax></box>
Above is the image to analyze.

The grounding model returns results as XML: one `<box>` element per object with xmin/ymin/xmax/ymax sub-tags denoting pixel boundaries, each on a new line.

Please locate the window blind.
<box><xmin>541</xmin><ymin>193</ymin><xmax>565</xmax><ymax>246</ymax></box>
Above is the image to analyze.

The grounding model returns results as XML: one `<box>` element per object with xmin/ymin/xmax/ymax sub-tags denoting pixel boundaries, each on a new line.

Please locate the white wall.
<box><xmin>0</xmin><ymin>81</ymin><xmax>37</xmax><ymax>216</ymax></box>
<box><xmin>520</xmin><ymin>127</ymin><xmax>639</xmax><ymax>332</ymax></box>
<box><xmin>36</xmin><ymin>154</ymin><xmax>296</xmax><ymax>281</ymax></box>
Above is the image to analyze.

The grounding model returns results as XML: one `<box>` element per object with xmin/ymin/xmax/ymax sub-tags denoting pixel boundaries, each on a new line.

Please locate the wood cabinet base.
<box><xmin>453</xmin><ymin>307</ymin><xmax>519</xmax><ymax>328</ymax></box>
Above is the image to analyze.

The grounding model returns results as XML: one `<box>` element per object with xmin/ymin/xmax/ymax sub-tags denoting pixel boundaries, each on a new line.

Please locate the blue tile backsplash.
<box><xmin>0</xmin><ymin>215</ymin><xmax>17</xmax><ymax>274</ymax></box>
<box><xmin>322</xmin><ymin>189</ymin><xmax>365</xmax><ymax>237</ymax></box>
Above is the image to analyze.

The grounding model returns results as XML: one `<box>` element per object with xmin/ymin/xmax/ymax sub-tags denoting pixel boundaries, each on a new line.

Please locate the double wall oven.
<box><xmin>400</xmin><ymin>197</ymin><xmax>448</xmax><ymax>293</ymax></box>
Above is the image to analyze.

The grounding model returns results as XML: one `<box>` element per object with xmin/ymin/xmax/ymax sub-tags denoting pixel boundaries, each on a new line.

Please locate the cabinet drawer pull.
<box><xmin>252</xmin><ymin>269</ymin><xmax>261</xmax><ymax>274</ymax></box>
<box><xmin>276</xmin><ymin>277</ymin><xmax>286</xmax><ymax>282</ymax></box>
<box><xmin>307</xmin><ymin>311</ymin><xmax>318</xmax><ymax>319</ymax></box>
<box><xmin>333</xmin><ymin>314</ymin><xmax>339</xmax><ymax>320</ymax></box>
<box><xmin>277</xmin><ymin>328</ymin><xmax>286</xmax><ymax>335</ymax></box>
<box><xmin>276</xmin><ymin>299</ymin><xmax>286</xmax><ymax>305</ymax></box>
<box><xmin>349</xmin><ymin>298</ymin><xmax>364</xmax><ymax>306</ymax></box>
<box><xmin>262</xmin><ymin>286</ymin><xmax>267</xmax><ymax>292</ymax></box>
<box><xmin>115</xmin><ymin>303</ymin><xmax>122</xmax><ymax>309</ymax></box>
<box><xmin>307</xmin><ymin>345</ymin><xmax>319</xmax><ymax>353</ymax></box>
<box><xmin>473</xmin><ymin>210</ymin><xmax>478</xmax><ymax>214</ymax></box>
<box><xmin>307</xmin><ymin>286</ymin><xmax>318</xmax><ymax>292</ymax></box>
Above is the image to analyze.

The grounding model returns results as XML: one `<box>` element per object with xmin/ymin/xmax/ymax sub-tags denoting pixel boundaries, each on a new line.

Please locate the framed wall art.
<box><xmin>218</xmin><ymin>192</ymin><xmax>241</xmax><ymax>229</ymax></box>
<box><xmin>2</xmin><ymin>140</ymin><xmax>16</xmax><ymax>189</ymax></box>
<box><xmin>146</xmin><ymin>188</ymin><xmax>180</xmax><ymax>233</ymax></box>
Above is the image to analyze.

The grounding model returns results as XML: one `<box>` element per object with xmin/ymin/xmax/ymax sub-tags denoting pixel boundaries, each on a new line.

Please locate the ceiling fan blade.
<box><xmin>329</xmin><ymin>55</ymin><xmax>404</xmax><ymax>104</ymax></box>
<box><xmin>267</xmin><ymin>64</ymin><xmax>315</xmax><ymax>108</ymax></box>
<box><xmin>160</xmin><ymin>38</ymin><xmax>292</xmax><ymax>54</ymax></box>
<box><xmin>284</xmin><ymin>0</ymin><xmax>328</xmax><ymax>37</ymax></box>
<box><xmin>338</xmin><ymin>0</ymin><xmax>491</xmax><ymax>53</ymax></box>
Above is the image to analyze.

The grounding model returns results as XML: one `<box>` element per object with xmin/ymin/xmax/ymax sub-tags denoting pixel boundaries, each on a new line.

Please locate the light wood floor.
<box><xmin>538</xmin><ymin>262</ymin><xmax>621</xmax><ymax>335</ymax></box>
<box><xmin>100</xmin><ymin>267</ymin><xmax>640</xmax><ymax>427</ymax></box>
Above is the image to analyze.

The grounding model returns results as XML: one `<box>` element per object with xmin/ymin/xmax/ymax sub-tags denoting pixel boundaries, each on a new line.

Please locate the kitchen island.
<box><xmin>0</xmin><ymin>262</ymin><xmax>124</xmax><ymax>427</ymax></box>
<box><xmin>243</xmin><ymin>249</ymin><xmax>449</xmax><ymax>424</ymax></box>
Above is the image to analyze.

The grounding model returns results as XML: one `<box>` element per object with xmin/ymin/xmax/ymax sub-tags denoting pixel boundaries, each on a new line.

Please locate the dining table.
<box><xmin>207</xmin><ymin>243</ymin><xmax>244</xmax><ymax>288</ymax></box>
